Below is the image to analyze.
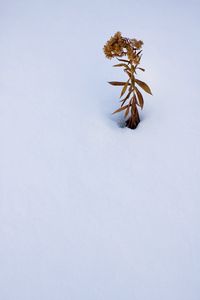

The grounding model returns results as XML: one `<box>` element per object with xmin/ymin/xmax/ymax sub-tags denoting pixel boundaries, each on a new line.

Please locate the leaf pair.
<box><xmin>108</xmin><ymin>79</ymin><xmax>152</xmax><ymax>95</ymax></box>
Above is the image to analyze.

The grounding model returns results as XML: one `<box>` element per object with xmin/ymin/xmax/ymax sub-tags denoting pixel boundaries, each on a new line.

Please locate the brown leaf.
<box><xmin>113</xmin><ymin>63</ymin><xmax>128</xmax><ymax>68</ymax></box>
<box><xmin>137</xmin><ymin>67</ymin><xmax>145</xmax><ymax>72</ymax></box>
<box><xmin>125</xmin><ymin>70</ymin><xmax>132</xmax><ymax>78</ymax></box>
<box><xmin>108</xmin><ymin>81</ymin><xmax>129</xmax><ymax>86</ymax></box>
<box><xmin>133</xmin><ymin>93</ymin><xmax>138</xmax><ymax>105</ymax></box>
<box><xmin>117</xmin><ymin>58</ymin><xmax>130</xmax><ymax>63</ymax></box>
<box><xmin>112</xmin><ymin>105</ymin><xmax>129</xmax><ymax>114</ymax></box>
<box><xmin>135</xmin><ymin>79</ymin><xmax>152</xmax><ymax>95</ymax></box>
<box><xmin>120</xmin><ymin>80</ymin><xmax>129</xmax><ymax>98</ymax></box>
<box><xmin>124</xmin><ymin>105</ymin><xmax>130</xmax><ymax>117</ymax></box>
<box><xmin>137</xmin><ymin>50</ymin><xmax>142</xmax><ymax>56</ymax></box>
<box><xmin>135</xmin><ymin>86</ymin><xmax>144</xmax><ymax>109</ymax></box>
<box><xmin>131</xmin><ymin>102</ymin><xmax>136</xmax><ymax>116</ymax></box>
<box><xmin>120</xmin><ymin>90</ymin><xmax>132</xmax><ymax>106</ymax></box>
<box><xmin>120</xmin><ymin>90</ymin><xmax>132</xmax><ymax>102</ymax></box>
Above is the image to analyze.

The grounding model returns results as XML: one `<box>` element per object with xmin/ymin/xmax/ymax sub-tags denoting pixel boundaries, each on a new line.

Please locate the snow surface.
<box><xmin>1</xmin><ymin>0</ymin><xmax>200</xmax><ymax>299</ymax></box>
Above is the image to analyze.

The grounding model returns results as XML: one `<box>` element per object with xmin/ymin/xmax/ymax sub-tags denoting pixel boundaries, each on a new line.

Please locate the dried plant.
<box><xmin>103</xmin><ymin>32</ymin><xmax>152</xmax><ymax>129</ymax></box>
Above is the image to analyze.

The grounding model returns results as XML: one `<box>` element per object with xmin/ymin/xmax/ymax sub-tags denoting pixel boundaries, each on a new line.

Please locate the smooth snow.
<box><xmin>0</xmin><ymin>0</ymin><xmax>200</xmax><ymax>299</ymax></box>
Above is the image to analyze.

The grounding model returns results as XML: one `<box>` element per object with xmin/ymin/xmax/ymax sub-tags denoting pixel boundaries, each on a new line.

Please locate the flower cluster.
<box><xmin>103</xmin><ymin>32</ymin><xmax>143</xmax><ymax>64</ymax></box>
<box><xmin>103</xmin><ymin>32</ymin><xmax>125</xmax><ymax>58</ymax></box>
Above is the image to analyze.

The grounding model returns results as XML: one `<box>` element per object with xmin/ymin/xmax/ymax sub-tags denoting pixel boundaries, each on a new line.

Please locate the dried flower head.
<box><xmin>103</xmin><ymin>32</ymin><xmax>143</xmax><ymax>64</ymax></box>
<box><xmin>131</xmin><ymin>39</ymin><xmax>143</xmax><ymax>49</ymax></box>
<box><xmin>103</xmin><ymin>31</ymin><xmax>124</xmax><ymax>59</ymax></box>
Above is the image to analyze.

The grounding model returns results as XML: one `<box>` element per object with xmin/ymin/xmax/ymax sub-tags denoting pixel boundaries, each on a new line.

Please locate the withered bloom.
<box><xmin>103</xmin><ymin>32</ymin><xmax>152</xmax><ymax>129</ymax></box>
<box><xmin>103</xmin><ymin>32</ymin><xmax>125</xmax><ymax>59</ymax></box>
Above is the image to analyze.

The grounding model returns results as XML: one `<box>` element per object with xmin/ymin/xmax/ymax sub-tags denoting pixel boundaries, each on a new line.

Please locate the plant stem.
<box><xmin>125</xmin><ymin>60</ymin><xmax>140</xmax><ymax>129</ymax></box>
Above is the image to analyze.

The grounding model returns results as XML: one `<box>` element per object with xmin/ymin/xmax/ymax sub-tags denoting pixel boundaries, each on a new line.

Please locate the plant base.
<box><xmin>125</xmin><ymin>108</ymin><xmax>140</xmax><ymax>129</ymax></box>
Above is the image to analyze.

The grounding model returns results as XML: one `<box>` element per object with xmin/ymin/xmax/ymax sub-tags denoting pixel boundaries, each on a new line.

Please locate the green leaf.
<box><xmin>120</xmin><ymin>80</ymin><xmax>129</xmax><ymax>98</ymax></box>
<box><xmin>112</xmin><ymin>105</ymin><xmax>129</xmax><ymax>114</ymax></box>
<box><xmin>135</xmin><ymin>87</ymin><xmax>144</xmax><ymax>109</ymax></box>
<box><xmin>108</xmin><ymin>81</ymin><xmax>129</xmax><ymax>86</ymax></box>
<box><xmin>135</xmin><ymin>79</ymin><xmax>152</xmax><ymax>95</ymax></box>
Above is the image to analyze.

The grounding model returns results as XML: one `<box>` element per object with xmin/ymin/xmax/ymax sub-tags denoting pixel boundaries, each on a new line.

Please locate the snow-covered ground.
<box><xmin>1</xmin><ymin>0</ymin><xmax>200</xmax><ymax>299</ymax></box>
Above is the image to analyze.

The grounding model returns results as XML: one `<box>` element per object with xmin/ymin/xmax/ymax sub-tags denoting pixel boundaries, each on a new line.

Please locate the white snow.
<box><xmin>0</xmin><ymin>0</ymin><xmax>200</xmax><ymax>299</ymax></box>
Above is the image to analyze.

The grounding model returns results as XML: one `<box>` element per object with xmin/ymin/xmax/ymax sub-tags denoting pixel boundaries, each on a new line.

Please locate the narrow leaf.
<box><xmin>108</xmin><ymin>81</ymin><xmax>129</xmax><ymax>86</ymax></box>
<box><xmin>120</xmin><ymin>80</ymin><xmax>129</xmax><ymax>98</ymax></box>
<box><xmin>113</xmin><ymin>63</ymin><xmax>128</xmax><ymax>68</ymax></box>
<box><xmin>124</xmin><ymin>105</ymin><xmax>130</xmax><ymax>117</ymax></box>
<box><xmin>120</xmin><ymin>90</ymin><xmax>132</xmax><ymax>106</ymax></box>
<box><xmin>135</xmin><ymin>87</ymin><xmax>144</xmax><ymax>109</ymax></box>
<box><xmin>133</xmin><ymin>94</ymin><xmax>138</xmax><ymax>105</ymax></box>
<box><xmin>137</xmin><ymin>50</ymin><xmax>142</xmax><ymax>56</ymax></box>
<box><xmin>112</xmin><ymin>104</ymin><xmax>129</xmax><ymax>115</ymax></box>
<box><xmin>117</xmin><ymin>58</ymin><xmax>130</xmax><ymax>63</ymax></box>
<box><xmin>131</xmin><ymin>101</ymin><xmax>136</xmax><ymax>116</ymax></box>
<box><xmin>135</xmin><ymin>79</ymin><xmax>152</xmax><ymax>95</ymax></box>
<box><xmin>137</xmin><ymin>67</ymin><xmax>145</xmax><ymax>72</ymax></box>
